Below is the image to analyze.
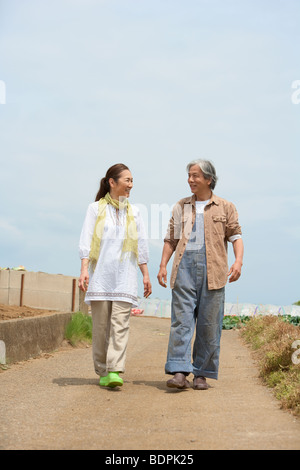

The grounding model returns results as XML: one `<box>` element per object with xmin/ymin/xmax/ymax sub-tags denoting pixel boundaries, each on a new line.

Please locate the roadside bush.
<box><xmin>65</xmin><ymin>312</ymin><xmax>92</xmax><ymax>346</ymax></box>
<box><xmin>240</xmin><ymin>316</ymin><xmax>300</xmax><ymax>416</ymax></box>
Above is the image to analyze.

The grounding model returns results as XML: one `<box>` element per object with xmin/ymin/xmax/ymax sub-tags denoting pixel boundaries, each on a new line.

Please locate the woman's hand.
<box><xmin>78</xmin><ymin>259</ymin><xmax>89</xmax><ymax>292</ymax></box>
<box><xmin>139</xmin><ymin>263</ymin><xmax>152</xmax><ymax>298</ymax></box>
<box><xmin>78</xmin><ymin>270</ymin><xmax>89</xmax><ymax>292</ymax></box>
<box><xmin>143</xmin><ymin>276</ymin><xmax>152</xmax><ymax>298</ymax></box>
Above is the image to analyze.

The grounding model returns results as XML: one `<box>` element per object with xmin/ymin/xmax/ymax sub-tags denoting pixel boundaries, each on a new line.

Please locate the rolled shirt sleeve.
<box><xmin>225</xmin><ymin>202</ymin><xmax>242</xmax><ymax>241</ymax></box>
<box><xmin>164</xmin><ymin>202</ymin><xmax>183</xmax><ymax>251</ymax></box>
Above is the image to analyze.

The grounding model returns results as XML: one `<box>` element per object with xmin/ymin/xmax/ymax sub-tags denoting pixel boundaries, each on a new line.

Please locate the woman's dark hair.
<box><xmin>95</xmin><ymin>163</ymin><xmax>130</xmax><ymax>201</ymax></box>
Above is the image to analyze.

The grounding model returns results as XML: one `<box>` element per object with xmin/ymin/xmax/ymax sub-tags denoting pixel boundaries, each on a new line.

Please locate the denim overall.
<box><xmin>165</xmin><ymin>202</ymin><xmax>225</xmax><ymax>379</ymax></box>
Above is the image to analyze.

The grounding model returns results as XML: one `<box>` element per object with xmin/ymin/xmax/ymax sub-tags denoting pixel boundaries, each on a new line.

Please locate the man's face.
<box><xmin>187</xmin><ymin>165</ymin><xmax>211</xmax><ymax>195</ymax></box>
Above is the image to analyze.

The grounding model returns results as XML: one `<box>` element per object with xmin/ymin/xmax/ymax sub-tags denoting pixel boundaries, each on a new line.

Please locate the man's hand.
<box><xmin>228</xmin><ymin>260</ymin><xmax>242</xmax><ymax>283</ymax></box>
<box><xmin>228</xmin><ymin>238</ymin><xmax>244</xmax><ymax>283</ymax></box>
<box><xmin>157</xmin><ymin>266</ymin><xmax>168</xmax><ymax>288</ymax></box>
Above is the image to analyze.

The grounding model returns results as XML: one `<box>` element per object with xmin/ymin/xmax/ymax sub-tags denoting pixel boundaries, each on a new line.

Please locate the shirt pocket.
<box><xmin>212</xmin><ymin>215</ymin><xmax>227</xmax><ymax>234</ymax></box>
<box><xmin>181</xmin><ymin>213</ymin><xmax>193</xmax><ymax>240</ymax></box>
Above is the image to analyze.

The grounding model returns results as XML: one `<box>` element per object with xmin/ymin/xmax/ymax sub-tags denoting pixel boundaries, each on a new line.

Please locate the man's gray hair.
<box><xmin>186</xmin><ymin>159</ymin><xmax>218</xmax><ymax>190</ymax></box>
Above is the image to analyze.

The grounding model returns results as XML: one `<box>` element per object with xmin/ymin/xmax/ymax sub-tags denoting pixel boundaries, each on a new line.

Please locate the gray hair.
<box><xmin>186</xmin><ymin>159</ymin><xmax>218</xmax><ymax>190</ymax></box>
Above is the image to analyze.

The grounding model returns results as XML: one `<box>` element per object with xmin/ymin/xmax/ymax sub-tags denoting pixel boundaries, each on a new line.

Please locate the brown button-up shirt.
<box><xmin>164</xmin><ymin>193</ymin><xmax>242</xmax><ymax>290</ymax></box>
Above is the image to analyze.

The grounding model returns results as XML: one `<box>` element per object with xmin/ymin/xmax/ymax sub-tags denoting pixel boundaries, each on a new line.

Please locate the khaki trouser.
<box><xmin>91</xmin><ymin>300</ymin><xmax>132</xmax><ymax>376</ymax></box>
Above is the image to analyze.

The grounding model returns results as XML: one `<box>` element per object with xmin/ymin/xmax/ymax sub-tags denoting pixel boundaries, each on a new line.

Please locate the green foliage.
<box><xmin>65</xmin><ymin>312</ymin><xmax>92</xmax><ymax>346</ymax></box>
<box><xmin>223</xmin><ymin>314</ymin><xmax>300</xmax><ymax>331</ymax></box>
<box><xmin>284</xmin><ymin>315</ymin><xmax>300</xmax><ymax>326</ymax></box>
<box><xmin>222</xmin><ymin>315</ymin><xmax>250</xmax><ymax>330</ymax></box>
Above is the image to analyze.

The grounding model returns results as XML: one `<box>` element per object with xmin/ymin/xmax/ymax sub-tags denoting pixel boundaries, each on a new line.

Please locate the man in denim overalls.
<box><xmin>157</xmin><ymin>160</ymin><xmax>244</xmax><ymax>390</ymax></box>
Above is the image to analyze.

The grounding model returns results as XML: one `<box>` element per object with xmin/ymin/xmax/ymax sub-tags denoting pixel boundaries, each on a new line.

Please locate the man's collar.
<box><xmin>209</xmin><ymin>193</ymin><xmax>219</xmax><ymax>205</ymax></box>
<box><xmin>188</xmin><ymin>192</ymin><xmax>219</xmax><ymax>206</ymax></box>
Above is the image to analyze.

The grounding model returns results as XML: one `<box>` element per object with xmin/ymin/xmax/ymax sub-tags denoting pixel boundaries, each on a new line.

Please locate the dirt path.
<box><xmin>1</xmin><ymin>316</ymin><xmax>299</xmax><ymax>450</ymax></box>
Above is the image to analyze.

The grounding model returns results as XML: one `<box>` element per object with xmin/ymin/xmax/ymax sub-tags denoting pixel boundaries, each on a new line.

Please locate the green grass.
<box><xmin>240</xmin><ymin>316</ymin><xmax>300</xmax><ymax>416</ymax></box>
<box><xmin>65</xmin><ymin>312</ymin><xmax>92</xmax><ymax>346</ymax></box>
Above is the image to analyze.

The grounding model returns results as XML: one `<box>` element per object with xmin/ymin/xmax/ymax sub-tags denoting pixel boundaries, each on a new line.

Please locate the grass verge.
<box><xmin>65</xmin><ymin>312</ymin><xmax>92</xmax><ymax>346</ymax></box>
<box><xmin>240</xmin><ymin>315</ymin><xmax>300</xmax><ymax>416</ymax></box>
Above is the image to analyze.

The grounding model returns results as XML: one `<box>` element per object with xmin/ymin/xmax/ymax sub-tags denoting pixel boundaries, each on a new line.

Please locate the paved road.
<box><xmin>1</xmin><ymin>316</ymin><xmax>300</xmax><ymax>450</ymax></box>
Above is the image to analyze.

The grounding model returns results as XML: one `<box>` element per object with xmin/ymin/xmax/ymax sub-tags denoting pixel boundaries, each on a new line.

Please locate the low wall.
<box><xmin>0</xmin><ymin>312</ymin><xmax>73</xmax><ymax>363</ymax></box>
<box><xmin>0</xmin><ymin>270</ymin><xmax>87</xmax><ymax>313</ymax></box>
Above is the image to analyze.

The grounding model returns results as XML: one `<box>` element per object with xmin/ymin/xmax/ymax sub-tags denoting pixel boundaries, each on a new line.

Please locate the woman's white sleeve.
<box><xmin>78</xmin><ymin>203</ymin><xmax>97</xmax><ymax>259</ymax></box>
<box><xmin>136</xmin><ymin>209</ymin><xmax>149</xmax><ymax>265</ymax></box>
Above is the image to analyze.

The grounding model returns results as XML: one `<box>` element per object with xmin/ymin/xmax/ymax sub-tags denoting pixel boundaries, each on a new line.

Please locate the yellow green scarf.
<box><xmin>89</xmin><ymin>192</ymin><xmax>138</xmax><ymax>271</ymax></box>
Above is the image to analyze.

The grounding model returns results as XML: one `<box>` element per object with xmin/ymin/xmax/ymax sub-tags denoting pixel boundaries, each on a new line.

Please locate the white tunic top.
<box><xmin>79</xmin><ymin>202</ymin><xmax>149</xmax><ymax>307</ymax></box>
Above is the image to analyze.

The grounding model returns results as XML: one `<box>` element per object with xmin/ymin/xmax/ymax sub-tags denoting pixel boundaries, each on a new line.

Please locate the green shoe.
<box><xmin>106</xmin><ymin>372</ymin><xmax>123</xmax><ymax>388</ymax></box>
<box><xmin>99</xmin><ymin>375</ymin><xmax>109</xmax><ymax>387</ymax></box>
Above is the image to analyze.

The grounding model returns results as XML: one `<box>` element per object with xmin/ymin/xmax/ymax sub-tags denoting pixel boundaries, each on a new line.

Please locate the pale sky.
<box><xmin>0</xmin><ymin>0</ymin><xmax>299</xmax><ymax>305</ymax></box>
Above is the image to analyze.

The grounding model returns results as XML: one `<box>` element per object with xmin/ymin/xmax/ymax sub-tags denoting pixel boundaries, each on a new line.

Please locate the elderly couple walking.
<box><xmin>78</xmin><ymin>160</ymin><xmax>243</xmax><ymax>390</ymax></box>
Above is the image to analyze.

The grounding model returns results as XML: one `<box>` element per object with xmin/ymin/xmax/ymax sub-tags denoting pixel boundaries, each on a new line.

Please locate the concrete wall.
<box><xmin>0</xmin><ymin>270</ymin><xmax>87</xmax><ymax>313</ymax></box>
<box><xmin>0</xmin><ymin>312</ymin><xmax>73</xmax><ymax>363</ymax></box>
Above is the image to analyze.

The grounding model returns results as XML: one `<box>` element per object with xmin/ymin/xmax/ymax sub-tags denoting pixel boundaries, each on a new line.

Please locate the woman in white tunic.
<box><xmin>78</xmin><ymin>163</ymin><xmax>152</xmax><ymax>388</ymax></box>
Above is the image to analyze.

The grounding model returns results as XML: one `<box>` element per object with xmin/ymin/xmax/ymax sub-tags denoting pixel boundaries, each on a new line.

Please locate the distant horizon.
<box><xmin>1</xmin><ymin>265</ymin><xmax>298</xmax><ymax>308</ymax></box>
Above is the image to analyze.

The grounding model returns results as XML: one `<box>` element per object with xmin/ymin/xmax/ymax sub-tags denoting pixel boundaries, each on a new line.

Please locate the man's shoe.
<box><xmin>167</xmin><ymin>372</ymin><xmax>190</xmax><ymax>389</ymax></box>
<box><xmin>193</xmin><ymin>376</ymin><xmax>209</xmax><ymax>390</ymax></box>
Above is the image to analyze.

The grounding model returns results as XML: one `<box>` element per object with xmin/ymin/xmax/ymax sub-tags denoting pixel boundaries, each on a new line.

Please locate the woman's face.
<box><xmin>109</xmin><ymin>170</ymin><xmax>133</xmax><ymax>199</ymax></box>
